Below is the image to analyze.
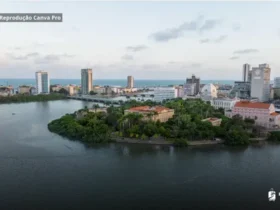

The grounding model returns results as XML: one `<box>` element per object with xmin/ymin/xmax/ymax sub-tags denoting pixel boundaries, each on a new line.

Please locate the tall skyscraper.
<box><xmin>186</xmin><ymin>75</ymin><xmax>200</xmax><ymax>95</ymax></box>
<box><xmin>127</xmin><ymin>76</ymin><xmax>134</xmax><ymax>88</ymax></box>
<box><xmin>243</xmin><ymin>63</ymin><xmax>250</xmax><ymax>82</ymax></box>
<box><xmin>250</xmin><ymin>64</ymin><xmax>271</xmax><ymax>102</ymax></box>
<box><xmin>35</xmin><ymin>71</ymin><xmax>49</xmax><ymax>94</ymax></box>
<box><xmin>81</xmin><ymin>69</ymin><xmax>93</xmax><ymax>95</ymax></box>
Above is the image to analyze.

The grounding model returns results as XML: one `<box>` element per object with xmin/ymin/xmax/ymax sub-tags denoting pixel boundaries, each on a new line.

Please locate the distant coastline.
<box><xmin>0</xmin><ymin>78</ymin><xmax>236</xmax><ymax>88</ymax></box>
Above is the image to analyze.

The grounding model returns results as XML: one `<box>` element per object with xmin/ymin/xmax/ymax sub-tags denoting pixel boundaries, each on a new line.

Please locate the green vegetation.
<box><xmin>48</xmin><ymin>98</ymin><xmax>260</xmax><ymax>146</ymax></box>
<box><xmin>0</xmin><ymin>93</ymin><xmax>67</xmax><ymax>104</ymax></box>
<box><xmin>48</xmin><ymin>112</ymin><xmax>111</xmax><ymax>143</ymax></box>
<box><xmin>267</xmin><ymin>131</ymin><xmax>280</xmax><ymax>141</ymax></box>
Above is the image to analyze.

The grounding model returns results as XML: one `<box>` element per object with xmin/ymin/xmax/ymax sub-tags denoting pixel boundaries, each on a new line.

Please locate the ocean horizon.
<box><xmin>0</xmin><ymin>78</ymin><xmax>236</xmax><ymax>88</ymax></box>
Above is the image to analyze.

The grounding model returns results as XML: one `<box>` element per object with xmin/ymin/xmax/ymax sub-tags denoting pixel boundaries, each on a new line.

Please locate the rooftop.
<box><xmin>270</xmin><ymin>112</ymin><xmax>280</xmax><ymax>116</ymax></box>
<box><xmin>202</xmin><ymin>118</ymin><xmax>221</xmax><ymax>122</ymax></box>
<box><xmin>234</xmin><ymin>101</ymin><xmax>270</xmax><ymax>109</ymax></box>
<box><xmin>128</xmin><ymin>106</ymin><xmax>172</xmax><ymax>113</ymax></box>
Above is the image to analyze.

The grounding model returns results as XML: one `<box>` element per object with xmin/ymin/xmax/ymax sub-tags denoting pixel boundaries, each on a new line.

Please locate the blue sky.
<box><xmin>1</xmin><ymin>1</ymin><xmax>280</xmax><ymax>80</ymax></box>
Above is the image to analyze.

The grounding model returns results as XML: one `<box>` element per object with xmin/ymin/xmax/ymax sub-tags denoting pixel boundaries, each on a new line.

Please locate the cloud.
<box><xmin>121</xmin><ymin>54</ymin><xmax>134</xmax><ymax>61</ymax></box>
<box><xmin>233</xmin><ymin>49</ymin><xmax>259</xmax><ymax>54</ymax></box>
<box><xmin>5</xmin><ymin>53</ymin><xmax>28</xmax><ymax>60</ymax></box>
<box><xmin>61</xmin><ymin>53</ymin><xmax>75</xmax><ymax>58</ymax></box>
<box><xmin>149</xmin><ymin>16</ymin><xmax>203</xmax><ymax>42</ymax></box>
<box><xmin>214</xmin><ymin>35</ymin><xmax>227</xmax><ymax>43</ymax></box>
<box><xmin>149</xmin><ymin>16</ymin><xmax>222</xmax><ymax>42</ymax></box>
<box><xmin>32</xmin><ymin>42</ymin><xmax>44</xmax><ymax>47</ymax></box>
<box><xmin>34</xmin><ymin>54</ymin><xmax>62</xmax><ymax>64</ymax></box>
<box><xmin>26</xmin><ymin>52</ymin><xmax>40</xmax><ymax>57</ymax></box>
<box><xmin>199</xmin><ymin>19</ymin><xmax>222</xmax><ymax>33</ymax></box>
<box><xmin>200</xmin><ymin>39</ymin><xmax>210</xmax><ymax>43</ymax></box>
<box><xmin>229</xmin><ymin>56</ymin><xmax>239</xmax><ymax>60</ymax></box>
<box><xmin>6</xmin><ymin>52</ymin><xmax>39</xmax><ymax>60</ymax></box>
<box><xmin>232</xmin><ymin>23</ymin><xmax>241</xmax><ymax>31</ymax></box>
<box><xmin>200</xmin><ymin>35</ymin><xmax>227</xmax><ymax>44</ymax></box>
<box><xmin>126</xmin><ymin>45</ymin><xmax>148</xmax><ymax>52</ymax></box>
<box><xmin>190</xmin><ymin>63</ymin><xmax>202</xmax><ymax>68</ymax></box>
<box><xmin>20</xmin><ymin>53</ymin><xmax>75</xmax><ymax>64</ymax></box>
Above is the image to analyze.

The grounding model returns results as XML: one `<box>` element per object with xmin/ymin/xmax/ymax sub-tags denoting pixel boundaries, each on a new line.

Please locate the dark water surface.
<box><xmin>0</xmin><ymin>100</ymin><xmax>280</xmax><ymax>210</ymax></box>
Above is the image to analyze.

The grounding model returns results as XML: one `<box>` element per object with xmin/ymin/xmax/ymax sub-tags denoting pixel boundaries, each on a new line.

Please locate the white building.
<box><xmin>200</xmin><ymin>83</ymin><xmax>217</xmax><ymax>99</ymax></box>
<box><xmin>35</xmin><ymin>71</ymin><xmax>49</xmax><ymax>94</ymax></box>
<box><xmin>274</xmin><ymin>77</ymin><xmax>280</xmax><ymax>88</ymax></box>
<box><xmin>211</xmin><ymin>98</ymin><xmax>240</xmax><ymax>111</ymax></box>
<box><xmin>81</xmin><ymin>68</ymin><xmax>93</xmax><ymax>95</ymax></box>
<box><xmin>154</xmin><ymin>87</ymin><xmax>177</xmax><ymax>102</ymax></box>
<box><xmin>250</xmin><ymin>64</ymin><xmax>271</xmax><ymax>102</ymax></box>
<box><xmin>175</xmin><ymin>87</ymin><xmax>184</xmax><ymax>98</ymax></box>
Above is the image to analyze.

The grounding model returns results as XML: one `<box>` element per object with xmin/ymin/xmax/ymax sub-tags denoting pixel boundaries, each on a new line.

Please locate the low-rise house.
<box><xmin>0</xmin><ymin>86</ymin><xmax>13</xmax><ymax>96</ymax></box>
<box><xmin>202</xmin><ymin>118</ymin><xmax>222</xmax><ymax>126</ymax></box>
<box><xmin>88</xmin><ymin>108</ymin><xmax>107</xmax><ymax>113</ymax></box>
<box><xmin>124</xmin><ymin>106</ymin><xmax>174</xmax><ymax>122</ymax></box>
<box><xmin>225</xmin><ymin>101</ymin><xmax>280</xmax><ymax>128</ymax></box>
<box><xmin>19</xmin><ymin>85</ymin><xmax>32</xmax><ymax>94</ymax></box>
<box><xmin>50</xmin><ymin>85</ymin><xmax>63</xmax><ymax>92</ymax></box>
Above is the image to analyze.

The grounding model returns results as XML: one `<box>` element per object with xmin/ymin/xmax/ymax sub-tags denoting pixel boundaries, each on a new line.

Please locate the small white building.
<box><xmin>154</xmin><ymin>87</ymin><xmax>177</xmax><ymax>102</ymax></box>
<box><xmin>201</xmin><ymin>83</ymin><xmax>217</xmax><ymax>99</ymax></box>
<box><xmin>211</xmin><ymin>97</ymin><xmax>240</xmax><ymax>111</ymax></box>
<box><xmin>175</xmin><ymin>86</ymin><xmax>184</xmax><ymax>98</ymax></box>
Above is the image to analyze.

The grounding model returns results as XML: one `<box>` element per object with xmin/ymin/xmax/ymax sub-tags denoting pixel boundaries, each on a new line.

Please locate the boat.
<box><xmin>12</xmin><ymin>113</ymin><xmax>15</xmax><ymax>115</ymax></box>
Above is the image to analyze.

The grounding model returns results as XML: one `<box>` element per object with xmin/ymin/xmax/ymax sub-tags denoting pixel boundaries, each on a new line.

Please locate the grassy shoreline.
<box><xmin>0</xmin><ymin>93</ymin><xmax>67</xmax><ymax>104</ymax></box>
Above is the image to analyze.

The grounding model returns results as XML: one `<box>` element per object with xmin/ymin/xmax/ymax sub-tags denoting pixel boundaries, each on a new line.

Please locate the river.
<box><xmin>0</xmin><ymin>100</ymin><xmax>279</xmax><ymax>209</ymax></box>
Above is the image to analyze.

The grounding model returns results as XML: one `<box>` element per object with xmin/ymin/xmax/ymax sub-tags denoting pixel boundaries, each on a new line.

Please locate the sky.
<box><xmin>1</xmin><ymin>1</ymin><xmax>280</xmax><ymax>80</ymax></box>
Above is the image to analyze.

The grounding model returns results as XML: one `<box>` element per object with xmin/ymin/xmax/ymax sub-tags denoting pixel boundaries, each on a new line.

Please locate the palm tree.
<box><xmin>150</xmin><ymin>94</ymin><xmax>154</xmax><ymax>101</ymax></box>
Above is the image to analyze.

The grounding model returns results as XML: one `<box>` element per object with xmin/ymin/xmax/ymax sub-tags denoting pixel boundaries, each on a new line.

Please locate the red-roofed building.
<box><xmin>124</xmin><ymin>106</ymin><xmax>174</xmax><ymax>122</ymax></box>
<box><xmin>225</xmin><ymin>101</ymin><xmax>280</xmax><ymax>128</ymax></box>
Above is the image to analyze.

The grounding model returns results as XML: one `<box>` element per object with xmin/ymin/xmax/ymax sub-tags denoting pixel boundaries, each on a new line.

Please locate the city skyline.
<box><xmin>1</xmin><ymin>2</ymin><xmax>280</xmax><ymax>79</ymax></box>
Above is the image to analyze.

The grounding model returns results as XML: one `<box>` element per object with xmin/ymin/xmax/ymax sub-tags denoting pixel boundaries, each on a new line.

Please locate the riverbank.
<box><xmin>113</xmin><ymin>137</ymin><xmax>224</xmax><ymax>146</ymax></box>
<box><xmin>0</xmin><ymin>93</ymin><xmax>67</xmax><ymax>104</ymax></box>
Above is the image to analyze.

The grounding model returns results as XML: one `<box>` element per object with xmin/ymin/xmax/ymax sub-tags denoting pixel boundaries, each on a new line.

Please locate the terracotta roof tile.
<box><xmin>270</xmin><ymin>112</ymin><xmax>280</xmax><ymax>116</ymax></box>
<box><xmin>234</xmin><ymin>101</ymin><xmax>270</xmax><ymax>109</ymax></box>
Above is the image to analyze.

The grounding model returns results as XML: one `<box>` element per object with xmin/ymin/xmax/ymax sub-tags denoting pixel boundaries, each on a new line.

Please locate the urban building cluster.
<box><xmin>1</xmin><ymin>63</ymin><xmax>280</xmax><ymax>129</ymax></box>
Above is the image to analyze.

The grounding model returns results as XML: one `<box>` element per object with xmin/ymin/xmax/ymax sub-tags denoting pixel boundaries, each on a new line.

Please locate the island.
<box><xmin>48</xmin><ymin>98</ymin><xmax>280</xmax><ymax>147</ymax></box>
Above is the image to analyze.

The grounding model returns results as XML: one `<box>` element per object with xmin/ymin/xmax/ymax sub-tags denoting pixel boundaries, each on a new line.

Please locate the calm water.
<box><xmin>0</xmin><ymin>100</ymin><xmax>280</xmax><ymax>209</ymax></box>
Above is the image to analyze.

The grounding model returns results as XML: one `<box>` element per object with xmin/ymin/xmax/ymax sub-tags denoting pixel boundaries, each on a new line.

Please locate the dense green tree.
<box><xmin>267</xmin><ymin>131</ymin><xmax>280</xmax><ymax>141</ymax></box>
<box><xmin>224</xmin><ymin>128</ymin><xmax>250</xmax><ymax>146</ymax></box>
<box><xmin>0</xmin><ymin>93</ymin><xmax>66</xmax><ymax>104</ymax></box>
<box><xmin>89</xmin><ymin>91</ymin><xmax>97</xmax><ymax>95</ymax></box>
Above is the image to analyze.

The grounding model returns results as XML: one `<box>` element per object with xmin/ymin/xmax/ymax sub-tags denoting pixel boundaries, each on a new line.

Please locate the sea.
<box><xmin>0</xmin><ymin>78</ymin><xmax>235</xmax><ymax>88</ymax></box>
